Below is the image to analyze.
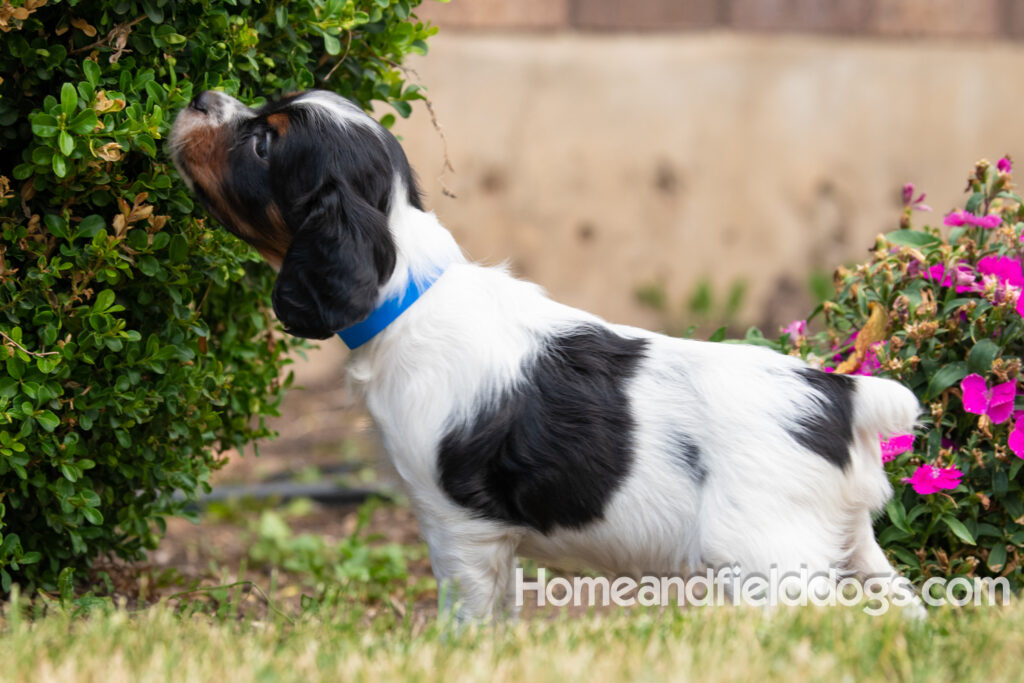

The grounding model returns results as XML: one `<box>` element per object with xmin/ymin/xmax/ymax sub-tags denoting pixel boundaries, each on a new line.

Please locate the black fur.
<box><xmin>669</xmin><ymin>433</ymin><xmax>708</xmax><ymax>485</ymax></box>
<box><xmin>437</xmin><ymin>324</ymin><xmax>648</xmax><ymax>533</ymax></box>
<box><xmin>271</xmin><ymin>178</ymin><xmax>395</xmax><ymax>338</ymax></box>
<box><xmin>258</xmin><ymin>94</ymin><xmax>422</xmax><ymax>338</ymax></box>
<box><xmin>787</xmin><ymin>368</ymin><xmax>855</xmax><ymax>470</ymax></box>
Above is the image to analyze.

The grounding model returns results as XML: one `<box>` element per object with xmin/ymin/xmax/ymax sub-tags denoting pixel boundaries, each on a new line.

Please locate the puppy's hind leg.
<box><xmin>847</xmin><ymin>511</ymin><xmax>926</xmax><ymax>619</ymax></box>
<box><xmin>422</xmin><ymin>521</ymin><xmax>521</xmax><ymax>623</ymax></box>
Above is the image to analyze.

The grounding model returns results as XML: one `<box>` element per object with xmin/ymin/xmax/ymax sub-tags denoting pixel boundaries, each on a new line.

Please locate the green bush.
<box><xmin>0</xmin><ymin>0</ymin><xmax>437</xmax><ymax>593</ymax></box>
<box><xmin>768</xmin><ymin>157</ymin><xmax>1024</xmax><ymax>593</ymax></box>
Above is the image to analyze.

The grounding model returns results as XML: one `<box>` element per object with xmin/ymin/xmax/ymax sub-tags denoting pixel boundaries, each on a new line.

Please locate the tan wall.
<box><xmin>386</xmin><ymin>31</ymin><xmax>1024</xmax><ymax>334</ymax></box>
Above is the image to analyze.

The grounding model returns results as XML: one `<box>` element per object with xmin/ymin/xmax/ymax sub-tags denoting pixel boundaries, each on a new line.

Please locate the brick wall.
<box><xmin>415</xmin><ymin>0</ymin><xmax>1024</xmax><ymax>38</ymax></box>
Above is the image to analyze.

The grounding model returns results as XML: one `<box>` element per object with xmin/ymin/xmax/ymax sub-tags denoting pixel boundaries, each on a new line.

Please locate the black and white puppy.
<box><xmin>171</xmin><ymin>89</ymin><xmax>920</xmax><ymax>619</ymax></box>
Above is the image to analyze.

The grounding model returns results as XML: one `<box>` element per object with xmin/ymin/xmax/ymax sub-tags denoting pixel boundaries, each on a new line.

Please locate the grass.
<box><xmin>2</xmin><ymin>596</ymin><xmax>1022</xmax><ymax>682</ymax></box>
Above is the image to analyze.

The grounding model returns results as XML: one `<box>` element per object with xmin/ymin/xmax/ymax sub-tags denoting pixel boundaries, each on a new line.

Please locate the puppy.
<box><xmin>171</xmin><ymin>89</ymin><xmax>920</xmax><ymax>619</ymax></box>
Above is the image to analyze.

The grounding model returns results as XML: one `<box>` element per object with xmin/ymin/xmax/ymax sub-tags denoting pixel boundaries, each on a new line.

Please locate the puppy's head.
<box><xmin>170</xmin><ymin>89</ymin><xmax>422</xmax><ymax>339</ymax></box>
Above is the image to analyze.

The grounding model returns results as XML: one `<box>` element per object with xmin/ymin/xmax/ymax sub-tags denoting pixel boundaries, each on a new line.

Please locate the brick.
<box><xmin>413</xmin><ymin>0</ymin><xmax>571</xmax><ymax>30</ymax></box>
<box><xmin>572</xmin><ymin>0</ymin><xmax>720</xmax><ymax>30</ymax></box>
<box><xmin>999</xmin><ymin>0</ymin><xmax>1024</xmax><ymax>37</ymax></box>
<box><xmin>871</xmin><ymin>0</ymin><xmax>1001</xmax><ymax>37</ymax></box>
<box><xmin>729</xmin><ymin>0</ymin><xmax>871</xmax><ymax>33</ymax></box>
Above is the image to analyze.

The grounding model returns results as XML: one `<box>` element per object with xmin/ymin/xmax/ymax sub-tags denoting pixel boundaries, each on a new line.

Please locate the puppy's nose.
<box><xmin>189</xmin><ymin>91</ymin><xmax>214</xmax><ymax>115</ymax></box>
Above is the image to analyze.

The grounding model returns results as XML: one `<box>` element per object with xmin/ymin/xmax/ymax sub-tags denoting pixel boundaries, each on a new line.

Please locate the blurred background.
<box><xmin>396</xmin><ymin>0</ymin><xmax>1024</xmax><ymax>330</ymax></box>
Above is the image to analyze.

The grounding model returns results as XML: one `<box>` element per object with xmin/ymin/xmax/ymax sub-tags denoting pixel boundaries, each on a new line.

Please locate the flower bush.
<box><xmin>0</xmin><ymin>0</ymin><xmax>436</xmax><ymax>593</ymax></box>
<box><xmin>770</xmin><ymin>157</ymin><xmax>1024</xmax><ymax>591</ymax></box>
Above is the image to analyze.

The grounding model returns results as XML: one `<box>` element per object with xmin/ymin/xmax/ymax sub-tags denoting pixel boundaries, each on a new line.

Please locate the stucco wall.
<box><xmin>385</xmin><ymin>31</ymin><xmax>1024</xmax><ymax>333</ymax></box>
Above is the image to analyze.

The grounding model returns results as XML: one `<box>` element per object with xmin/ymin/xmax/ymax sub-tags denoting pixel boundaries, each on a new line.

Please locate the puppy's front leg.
<box><xmin>421</xmin><ymin>521</ymin><xmax>521</xmax><ymax>623</ymax></box>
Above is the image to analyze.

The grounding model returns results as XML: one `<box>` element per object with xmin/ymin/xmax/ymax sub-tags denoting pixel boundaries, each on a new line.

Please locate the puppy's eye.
<box><xmin>253</xmin><ymin>131</ymin><xmax>272</xmax><ymax>161</ymax></box>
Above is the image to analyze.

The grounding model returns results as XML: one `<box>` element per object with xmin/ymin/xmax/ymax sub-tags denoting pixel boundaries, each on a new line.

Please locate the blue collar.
<box><xmin>336</xmin><ymin>270</ymin><xmax>444</xmax><ymax>349</ymax></box>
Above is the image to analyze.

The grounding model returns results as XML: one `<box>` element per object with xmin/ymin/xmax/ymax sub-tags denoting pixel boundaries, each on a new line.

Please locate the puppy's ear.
<box><xmin>271</xmin><ymin>181</ymin><xmax>396</xmax><ymax>339</ymax></box>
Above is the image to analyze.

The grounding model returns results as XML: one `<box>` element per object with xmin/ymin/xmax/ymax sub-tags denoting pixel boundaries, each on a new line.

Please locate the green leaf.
<box><xmin>58</xmin><ymin>567</ymin><xmax>75</xmax><ymax>602</ymax></box>
<box><xmin>889</xmin><ymin>546</ymin><xmax>921</xmax><ymax>570</ymax></box>
<box><xmin>93</xmin><ymin>290</ymin><xmax>115</xmax><ymax>312</ymax></box>
<box><xmin>68</xmin><ymin>109</ymin><xmax>98</xmax><ymax>135</ymax></box>
<box><xmin>77</xmin><ymin>214</ymin><xmax>106</xmax><ymax>239</ymax></box>
<box><xmin>967</xmin><ymin>339</ymin><xmax>1000</xmax><ymax>375</ymax></box>
<box><xmin>58</xmin><ymin>130</ymin><xmax>74</xmax><ymax>156</ymax></box>
<box><xmin>323</xmin><ymin>33</ymin><xmax>341</xmax><ymax>55</ymax></box>
<box><xmin>31</xmin><ymin>113</ymin><xmax>60</xmax><ymax>137</ymax></box>
<box><xmin>965</xmin><ymin>191</ymin><xmax>985</xmax><ymax>215</ymax></box>
<box><xmin>884</xmin><ymin>229</ymin><xmax>941</xmax><ymax>249</ymax></box>
<box><xmin>52</xmin><ymin>154</ymin><xmax>68</xmax><ymax>178</ymax></box>
<box><xmin>924</xmin><ymin>361</ymin><xmax>968</xmax><ymax>400</ymax></box>
<box><xmin>708</xmin><ymin>326</ymin><xmax>727</xmax><ymax>343</ymax></box>
<box><xmin>43</xmin><ymin>213</ymin><xmax>69</xmax><ymax>239</ymax></box>
<box><xmin>169</xmin><ymin>234</ymin><xmax>188</xmax><ymax>263</ymax></box>
<box><xmin>35</xmin><ymin>410</ymin><xmax>60</xmax><ymax>433</ymax></box>
<box><xmin>0</xmin><ymin>377</ymin><xmax>18</xmax><ymax>398</ymax></box>
<box><xmin>988</xmin><ymin>543</ymin><xmax>1007</xmax><ymax>572</ymax></box>
<box><xmin>82</xmin><ymin>507</ymin><xmax>104</xmax><ymax>525</ymax></box>
<box><xmin>60</xmin><ymin>82</ymin><xmax>78</xmax><ymax>117</ymax></box>
<box><xmin>82</xmin><ymin>59</ymin><xmax>101</xmax><ymax>86</ymax></box>
<box><xmin>6</xmin><ymin>356</ymin><xmax>25</xmax><ymax>380</ymax></box>
<box><xmin>141</xmin><ymin>0</ymin><xmax>164</xmax><ymax>24</ymax></box>
<box><xmin>886</xmin><ymin>498</ymin><xmax>911</xmax><ymax>533</ymax></box>
<box><xmin>943</xmin><ymin>515</ymin><xmax>976</xmax><ymax>545</ymax></box>
<box><xmin>391</xmin><ymin>99</ymin><xmax>412</xmax><ymax>118</ymax></box>
<box><xmin>60</xmin><ymin>463</ymin><xmax>79</xmax><ymax>482</ymax></box>
<box><xmin>19</xmin><ymin>551</ymin><xmax>41</xmax><ymax>565</ymax></box>
<box><xmin>135</xmin><ymin>134</ymin><xmax>157</xmax><ymax>157</ymax></box>
<box><xmin>138</xmin><ymin>255</ymin><xmax>160</xmax><ymax>276</ymax></box>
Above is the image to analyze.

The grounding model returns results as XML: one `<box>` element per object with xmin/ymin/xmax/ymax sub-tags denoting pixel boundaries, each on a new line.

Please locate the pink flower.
<box><xmin>943</xmin><ymin>210</ymin><xmax>1002</xmax><ymax>229</ymax></box>
<box><xmin>923</xmin><ymin>263</ymin><xmax>978</xmax><ymax>293</ymax></box>
<box><xmin>880</xmin><ymin>434</ymin><xmax>914</xmax><ymax>462</ymax></box>
<box><xmin>850</xmin><ymin>345</ymin><xmax>884</xmax><ymax>376</ymax></box>
<box><xmin>901</xmin><ymin>183</ymin><xmax>932</xmax><ymax>212</ymax></box>
<box><xmin>944</xmin><ymin>211</ymin><xmax>967</xmax><ymax>227</ymax></box>
<box><xmin>1009</xmin><ymin>413</ymin><xmax>1024</xmax><ymax>459</ymax></box>
<box><xmin>782</xmin><ymin>319</ymin><xmax>807</xmax><ymax>338</ymax></box>
<box><xmin>998</xmin><ymin>157</ymin><xmax>1013</xmax><ymax>173</ymax></box>
<box><xmin>977</xmin><ymin>255</ymin><xmax>1024</xmax><ymax>288</ymax></box>
<box><xmin>976</xmin><ymin>214</ymin><xmax>1002</xmax><ymax>229</ymax></box>
<box><xmin>828</xmin><ymin>331</ymin><xmax>884</xmax><ymax>376</ymax></box>
<box><xmin>961</xmin><ymin>373</ymin><xmax>1016</xmax><ymax>424</ymax></box>
<box><xmin>902</xmin><ymin>464</ymin><xmax>963</xmax><ymax>495</ymax></box>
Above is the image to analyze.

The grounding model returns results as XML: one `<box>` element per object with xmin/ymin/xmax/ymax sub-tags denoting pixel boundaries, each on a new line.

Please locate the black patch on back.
<box><xmin>437</xmin><ymin>325</ymin><xmax>648</xmax><ymax>533</ymax></box>
<box><xmin>669</xmin><ymin>433</ymin><xmax>708</xmax><ymax>485</ymax></box>
<box><xmin>787</xmin><ymin>368</ymin><xmax>856</xmax><ymax>470</ymax></box>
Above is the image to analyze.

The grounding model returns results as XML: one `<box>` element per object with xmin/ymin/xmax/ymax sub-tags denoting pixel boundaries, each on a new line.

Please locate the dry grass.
<box><xmin>3</xmin><ymin>595</ymin><xmax>1021</xmax><ymax>682</ymax></box>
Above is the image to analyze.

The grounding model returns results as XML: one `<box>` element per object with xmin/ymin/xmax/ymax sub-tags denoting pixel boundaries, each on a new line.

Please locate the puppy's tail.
<box><xmin>847</xmin><ymin>375</ymin><xmax>920</xmax><ymax>511</ymax></box>
<box><xmin>852</xmin><ymin>375</ymin><xmax>920</xmax><ymax>440</ymax></box>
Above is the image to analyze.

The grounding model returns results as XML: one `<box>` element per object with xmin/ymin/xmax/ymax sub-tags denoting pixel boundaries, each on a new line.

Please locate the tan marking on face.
<box><xmin>254</xmin><ymin>202</ymin><xmax>292</xmax><ymax>266</ymax></box>
<box><xmin>176</xmin><ymin>124</ymin><xmax>231</xmax><ymax>210</ymax></box>
<box><xmin>174</xmin><ymin>118</ymin><xmax>293</xmax><ymax>268</ymax></box>
<box><xmin>266</xmin><ymin>113</ymin><xmax>290</xmax><ymax>136</ymax></box>
<box><xmin>175</xmin><ymin>123</ymin><xmax>261</xmax><ymax>241</ymax></box>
